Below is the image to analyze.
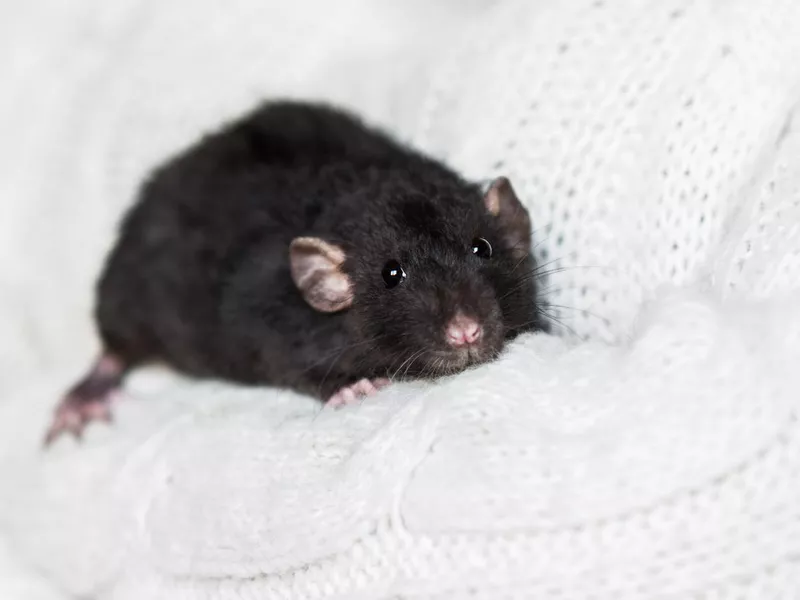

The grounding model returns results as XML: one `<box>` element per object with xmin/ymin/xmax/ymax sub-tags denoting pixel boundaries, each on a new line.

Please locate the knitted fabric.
<box><xmin>1</xmin><ymin>1</ymin><xmax>799</xmax><ymax>599</ymax></box>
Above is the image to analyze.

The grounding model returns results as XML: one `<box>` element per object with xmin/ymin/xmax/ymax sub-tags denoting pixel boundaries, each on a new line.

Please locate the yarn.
<box><xmin>1</xmin><ymin>1</ymin><xmax>799</xmax><ymax>598</ymax></box>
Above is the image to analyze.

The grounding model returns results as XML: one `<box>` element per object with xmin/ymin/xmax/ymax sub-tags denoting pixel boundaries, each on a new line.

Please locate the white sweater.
<box><xmin>1</xmin><ymin>1</ymin><xmax>799</xmax><ymax>598</ymax></box>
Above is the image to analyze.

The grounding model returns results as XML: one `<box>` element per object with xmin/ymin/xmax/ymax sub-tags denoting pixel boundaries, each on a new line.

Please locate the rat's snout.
<box><xmin>445</xmin><ymin>312</ymin><xmax>483</xmax><ymax>347</ymax></box>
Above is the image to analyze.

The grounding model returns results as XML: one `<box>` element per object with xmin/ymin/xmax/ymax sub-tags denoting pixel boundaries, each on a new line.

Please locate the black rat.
<box><xmin>45</xmin><ymin>100</ymin><xmax>546</xmax><ymax>444</ymax></box>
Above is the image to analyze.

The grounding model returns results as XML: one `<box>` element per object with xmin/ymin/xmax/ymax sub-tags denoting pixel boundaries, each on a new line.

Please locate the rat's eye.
<box><xmin>382</xmin><ymin>259</ymin><xmax>406</xmax><ymax>288</ymax></box>
<box><xmin>471</xmin><ymin>237</ymin><xmax>493</xmax><ymax>259</ymax></box>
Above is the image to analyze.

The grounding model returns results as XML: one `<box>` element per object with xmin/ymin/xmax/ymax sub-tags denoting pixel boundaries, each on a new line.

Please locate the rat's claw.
<box><xmin>326</xmin><ymin>378</ymin><xmax>391</xmax><ymax>408</ymax></box>
<box><xmin>351</xmin><ymin>379</ymin><xmax>377</xmax><ymax>395</ymax></box>
<box><xmin>44</xmin><ymin>407</ymin><xmax>82</xmax><ymax>446</ymax></box>
<box><xmin>327</xmin><ymin>387</ymin><xmax>357</xmax><ymax>408</ymax></box>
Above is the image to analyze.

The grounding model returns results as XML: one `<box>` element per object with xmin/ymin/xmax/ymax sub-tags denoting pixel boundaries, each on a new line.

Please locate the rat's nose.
<box><xmin>445</xmin><ymin>313</ymin><xmax>482</xmax><ymax>347</ymax></box>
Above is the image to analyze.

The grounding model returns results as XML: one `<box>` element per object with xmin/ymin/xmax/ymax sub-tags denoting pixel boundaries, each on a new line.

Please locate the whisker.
<box><xmin>531</xmin><ymin>234</ymin><xmax>552</xmax><ymax>254</ymax></box>
<box><xmin>310</xmin><ymin>333</ymin><xmax>393</xmax><ymax>398</ymax></box>
<box><xmin>298</xmin><ymin>333</ymin><xmax>389</xmax><ymax>380</ymax></box>
<box><xmin>538</xmin><ymin>309</ymin><xmax>580</xmax><ymax>338</ymax></box>
<box><xmin>543</xmin><ymin>303</ymin><xmax>611</xmax><ymax>326</ymax></box>
<box><xmin>509</xmin><ymin>251</ymin><xmax>531</xmax><ymax>276</ymax></box>
<box><xmin>391</xmin><ymin>348</ymin><xmax>426</xmax><ymax>380</ymax></box>
<box><xmin>527</xmin><ymin>264</ymin><xmax>605</xmax><ymax>283</ymax></box>
<box><xmin>403</xmin><ymin>349</ymin><xmax>431</xmax><ymax>379</ymax></box>
<box><xmin>505</xmin><ymin>317</ymin><xmax>546</xmax><ymax>332</ymax></box>
<box><xmin>386</xmin><ymin>346</ymin><xmax>419</xmax><ymax>378</ymax></box>
<box><xmin>500</xmin><ymin>264</ymin><xmax>606</xmax><ymax>302</ymax></box>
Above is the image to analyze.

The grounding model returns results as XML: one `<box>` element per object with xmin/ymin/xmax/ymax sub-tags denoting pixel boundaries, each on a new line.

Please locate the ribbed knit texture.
<box><xmin>1</xmin><ymin>1</ymin><xmax>799</xmax><ymax>598</ymax></box>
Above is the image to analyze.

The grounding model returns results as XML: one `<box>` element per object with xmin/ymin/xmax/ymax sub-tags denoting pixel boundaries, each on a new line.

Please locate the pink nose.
<box><xmin>445</xmin><ymin>313</ymin><xmax>482</xmax><ymax>347</ymax></box>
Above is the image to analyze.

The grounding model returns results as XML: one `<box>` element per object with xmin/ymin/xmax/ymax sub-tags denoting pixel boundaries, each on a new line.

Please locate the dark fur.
<box><xmin>96</xmin><ymin>101</ymin><xmax>545</xmax><ymax>399</ymax></box>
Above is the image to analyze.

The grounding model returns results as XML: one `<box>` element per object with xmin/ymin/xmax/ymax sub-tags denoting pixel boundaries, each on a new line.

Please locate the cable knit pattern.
<box><xmin>1</xmin><ymin>1</ymin><xmax>799</xmax><ymax>599</ymax></box>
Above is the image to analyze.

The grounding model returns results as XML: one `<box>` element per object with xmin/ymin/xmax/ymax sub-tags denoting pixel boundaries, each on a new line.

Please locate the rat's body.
<box><xmin>46</xmin><ymin>101</ymin><xmax>545</xmax><ymax>443</ymax></box>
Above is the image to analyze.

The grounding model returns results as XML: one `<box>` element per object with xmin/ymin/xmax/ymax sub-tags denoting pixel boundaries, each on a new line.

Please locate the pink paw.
<box><xmin>44</xmin><ymin>354</ymin><xmax>124</xmax><ymax>446</ymax></box>
<box><xmin>326</xmin><ymin>378</ymin><xmax>391</xmax><ymax>408</ymax></box>
<box><xmin>44</xmin><ymin>393</ymin><xmax>116</xmax><ymax>446</ymax></box>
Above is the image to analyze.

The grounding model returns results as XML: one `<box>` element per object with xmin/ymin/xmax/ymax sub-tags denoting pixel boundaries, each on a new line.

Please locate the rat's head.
<box><xmin>289</xmin><ymin>176</ymin><xmax>543</xmax><ymax>379</ymax></box>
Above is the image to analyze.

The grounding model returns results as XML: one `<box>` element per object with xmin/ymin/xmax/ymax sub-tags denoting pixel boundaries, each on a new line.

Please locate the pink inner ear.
<box><xmin>483</xmin><ymin>176</ymin><xmax>512</xmax><ymax>216</ymax></box>
<box><xmin>317</xmin><ymin>271</ymin><xmax>353</xmax><ymax>312</ymax></box>
<box><xmin>289</xmin><ymin>237</ymin><xmax>353</xmax><ymax>313</ymax></box>
<box><xmin>289</xmin><ymin>237</ymin><xmax>341</xmax><ymax>286</ymax></box>
<box><xmin>485</xmin><ymin>191</ymin><xmax>501</xmax><ymax>216</ymax></box>
<box><xmin>290</xmin><ymin>249</ymin><xmax>331</xmax><ymax>291</ymax></box>
<box><xmin>481</xmin><ymin>177</ymin><xmax>533</xmax><ymax>257</ymax></box>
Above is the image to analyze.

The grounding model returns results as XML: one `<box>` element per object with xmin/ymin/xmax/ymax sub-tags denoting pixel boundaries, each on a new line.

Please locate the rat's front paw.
<box><xmin>326</xmin><ymin>378</ymin><xmax>391</xmax><ymax>408</ymax></box>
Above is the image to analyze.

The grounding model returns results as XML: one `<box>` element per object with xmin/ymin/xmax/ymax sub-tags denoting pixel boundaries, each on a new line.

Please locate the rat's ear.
<box><xmin>483</xmin><ymin>176</ymin><xmax>532</xmax><ymax>257</ymax></box>
<box><xmin>289</xmin><ymin>237</ymin><xmax>353</xmax><ymax>313</ymax></box>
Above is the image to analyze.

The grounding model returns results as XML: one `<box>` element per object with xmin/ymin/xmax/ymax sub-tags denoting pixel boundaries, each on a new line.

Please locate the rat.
<box><xmin>44</xmin><ymin>100</ymin><xmax>546</xmax><ymax>445</ymax></box>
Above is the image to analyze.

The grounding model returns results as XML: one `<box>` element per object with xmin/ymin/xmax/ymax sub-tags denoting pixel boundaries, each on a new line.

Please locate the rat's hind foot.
<box><xmin>326</xmin><ymin>378</ymin><xmax>391</xmax><ymax>408</ymax></box>
<box><xmin>44</xmin><ymin>354</ymin><xmax>125</xmax><ymax>446</ymax></box>
<box><xmin>45</xmin><ymin>394</ymin><xmax>114</xmax><ymax>446</ymax></box>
